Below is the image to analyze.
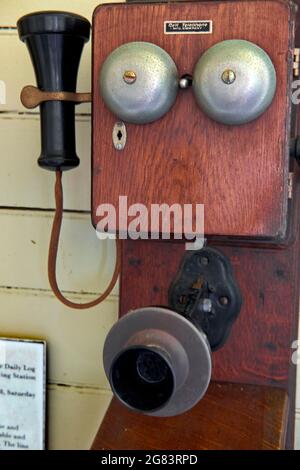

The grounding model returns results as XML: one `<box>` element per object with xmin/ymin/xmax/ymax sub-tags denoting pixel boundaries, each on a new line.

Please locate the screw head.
<box><xmin>116</xmin><ymin>142</ymin><xmax>123</xmax><ymax>150</ymax></box>
<box><xmin>123</xmin><ymin>70</ymin><xmax>137</xmax><ymax>84</ymax></box>
<box><xmin>200</xmin><ymin>298</ymin><xmax>213</xmax><ymax>313</ymax></box>
<box><xmin>179</xmin><ymin>78</ymin><xmax>189</xmax><ymax>89</ymax></box>
<box><xmin>221</xmin><ymin>69</ymin><xmax>236</xmax><ymax>85</ymax></box>
<box><xmin>219</xmin><ymin>296</ymin><xmax>229</xmax><ymax>306</ymax></box>
<box><xmin>200</xmin><ymin>256</ymin><xmax>209</xmax><ymax>266</ymax></box>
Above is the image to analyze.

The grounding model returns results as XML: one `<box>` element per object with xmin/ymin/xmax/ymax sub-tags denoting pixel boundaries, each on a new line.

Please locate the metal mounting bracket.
<box><xmin>168</xmin><ymin>247</ymin><xmax>242</xmax><ymax>351</ymax></box>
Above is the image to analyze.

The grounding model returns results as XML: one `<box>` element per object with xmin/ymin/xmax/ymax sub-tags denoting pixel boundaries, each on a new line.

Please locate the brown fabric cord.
<box><xmin>48</xmin><ymin>170</ymin><xmax>121</xmax><ymax>309</ymax></box>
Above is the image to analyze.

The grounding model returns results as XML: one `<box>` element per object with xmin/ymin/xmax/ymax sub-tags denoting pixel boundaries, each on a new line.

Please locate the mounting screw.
<box><xmin>200</xmin><ymin>256</ymin><xmax>209</xmax><ymax>266</ymax></box>
<box><xmin>219</xmin><ymin>296</ymin><xmax>229</xmax><ymax>306</ymax></box>
<box><xmin>123</xmin><ymin>70</ymin><xmax>137</xmax><ymax>84</ymax></box>
<box><xmin>199</xmin><ymin>298</ymin><xmax>213</xmax><ymax>313</ymax></box>
<box><xmin>179</xmin><ymin>75</ymin><xmax>193</xmax><ymax>89</ymax></box>
<box><xmin>179</xmin><ymin>77</ymin><xmax>189</xmax><ymax>88</ymax></box>
<box><xmin>221</xmin><ymin>69</ymin><xmax>236</xmax><ymax>85</ymax></box>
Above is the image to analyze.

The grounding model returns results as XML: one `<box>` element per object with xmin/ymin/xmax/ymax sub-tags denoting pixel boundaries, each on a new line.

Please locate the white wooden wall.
<box><xmin>0</xmin><ymin>0</ymin><xmax>299</xmax><ymax>450</ymax></box>
<box><xmin>0</xmin><ymin>0</ymin><xmax>122</xmax><ymax>450</ymax></box>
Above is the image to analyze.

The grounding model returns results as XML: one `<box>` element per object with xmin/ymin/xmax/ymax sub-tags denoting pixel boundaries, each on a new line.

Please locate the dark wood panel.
<box><xmin>92</xmin><ymin>0</ymin><xmax>295</xmax><ymax>239</ymax></box>
<box><xmin>119</xmin><ymin>228</ymin><xmax>300</xmax><ymax>388</ymax></box>
<box><xmin>92</xmin><ymin>382</ymin><xmax>289</xmax><ymax>450</ymax></box>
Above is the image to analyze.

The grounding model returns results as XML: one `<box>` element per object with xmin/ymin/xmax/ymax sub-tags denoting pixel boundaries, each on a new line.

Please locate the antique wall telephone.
<box><xmin>17</xmin><ymin>0</ymin><xmax>300</xmax><ymax>447</ymax></box>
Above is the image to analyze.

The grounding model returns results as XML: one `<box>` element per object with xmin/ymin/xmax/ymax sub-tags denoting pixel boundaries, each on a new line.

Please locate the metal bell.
<box><xmin>103</xmin><ymin>307</ymin><xmax>211</xmax><ymax>417</ymax></box>
<box><xmin>99</xmin><ymin>42</ymin><xmax>178</xmax><ymax>124</ymax></box>
<box><xmin>193</xmin><ymin>40</ymin><xmax>276</xmax><ymax>125</ymax></box>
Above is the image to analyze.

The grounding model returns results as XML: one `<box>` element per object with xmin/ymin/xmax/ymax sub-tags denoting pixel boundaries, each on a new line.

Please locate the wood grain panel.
<box><xmin>92</xmin><ymin>0</ymin><xmax>295</xmax><ymax>239</ymax></box>
<box><xmin>114</xmin><ymin>165</ymin><xmax>300</xmax><ymax>447</ymax></box>
<box><xmin>119</xmin><ymin>232</ymin><xmax>300</xmax><ymax>387</ymax></box>
<box><xmin>92</xmin><ymin>382</ymin><xmax>289</xmax><ymax>450</ymax></box>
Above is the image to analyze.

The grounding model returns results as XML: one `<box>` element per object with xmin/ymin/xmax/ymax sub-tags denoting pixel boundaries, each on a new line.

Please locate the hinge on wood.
<box><xmin>288</xmin><ymin>172</ymin><xmax>294</xmax><ymax>199</ymax></box>
<box><xmin>293</xmin><ymin>48</ymin><xmax>300</xmax><ymax>78</ymax></box>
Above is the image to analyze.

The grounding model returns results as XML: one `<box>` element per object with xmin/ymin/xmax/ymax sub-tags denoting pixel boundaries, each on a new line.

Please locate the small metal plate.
<box><xmin>112</xmin><ymin>121</ymin><xmax>127</xmax><ymax>150</ymax></box>
<box><xmin>169</xmin><ymin>247</ymin><xmax>242</xmax><ymax>350</ymax></box>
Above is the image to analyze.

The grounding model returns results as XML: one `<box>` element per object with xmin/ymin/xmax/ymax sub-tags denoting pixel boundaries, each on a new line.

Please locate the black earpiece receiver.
<box><xmin>18</xmin><ymin>12</ymin><xmax>90</xmax><ymax>171</ymax></box>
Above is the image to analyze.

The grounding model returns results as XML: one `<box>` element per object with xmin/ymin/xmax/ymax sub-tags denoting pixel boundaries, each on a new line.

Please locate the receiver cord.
<box><xmin>48</xmin><ymin>170</ymin><xmax>121</xmax><ymax>309</ymax></box>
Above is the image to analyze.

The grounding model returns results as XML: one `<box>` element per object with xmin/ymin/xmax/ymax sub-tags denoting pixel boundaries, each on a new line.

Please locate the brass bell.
<box><xmin>99</xmin><ymin>42</ymin><xmax>178</xmax><ymax>124</ymax></box>
<box><xmin>193</xmin><ymin>39</ymin><xmax>277</xmax><ymax>125</ymax></box>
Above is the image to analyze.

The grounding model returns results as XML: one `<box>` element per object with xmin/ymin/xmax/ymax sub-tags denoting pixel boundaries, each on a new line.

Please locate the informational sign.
<box><xmin>0</xmin><ymin>338</ymin><xmax>46</xmax><ymax>450</ymax></box>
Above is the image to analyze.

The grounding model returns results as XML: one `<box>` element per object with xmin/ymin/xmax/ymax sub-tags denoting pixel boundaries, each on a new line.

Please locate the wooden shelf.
<box><xmin>92</xmin><ymin>382</ymin><xmax>289</xmax><ymax>450</ymax></box>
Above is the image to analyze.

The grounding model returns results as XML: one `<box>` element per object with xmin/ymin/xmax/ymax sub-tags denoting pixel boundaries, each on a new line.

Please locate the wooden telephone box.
<box><xmin>92</xmin><ymin>0</ymin><xmax>300</xmax><ymax>450</ymax></box>
<box><xmin>92</xmin><ymin>0</ymin><xmax>295</xmax><ymax>240</ymax></box>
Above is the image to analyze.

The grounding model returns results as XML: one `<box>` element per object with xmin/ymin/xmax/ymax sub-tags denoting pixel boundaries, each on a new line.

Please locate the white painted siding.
<box><xmin>0</xmin><ymin>116</ymin><xmax>92</xmax><ymax>211</ymax></box>
<box><xmin>0</xmin><ymin>0</ymin><xmax>122</xmax><ymax>450</ymax></box>
<box><xmin>47</xmin><ymin>385</ymin><xmax>112</xmax><ymax>450</ymax></box>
